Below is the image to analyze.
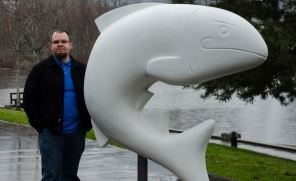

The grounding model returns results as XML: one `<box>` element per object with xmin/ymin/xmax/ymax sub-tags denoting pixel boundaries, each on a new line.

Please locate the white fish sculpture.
<box><xmin>84</xmin><ymin>3</ymin><xmax>268</xmax><ymax>181</ymax></box>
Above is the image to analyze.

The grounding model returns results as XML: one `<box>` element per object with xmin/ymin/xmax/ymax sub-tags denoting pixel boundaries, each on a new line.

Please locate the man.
<box><xmin>23</xmin><ymin>30</ymin><xmax>92</xmax><ymax>181</ymax></box>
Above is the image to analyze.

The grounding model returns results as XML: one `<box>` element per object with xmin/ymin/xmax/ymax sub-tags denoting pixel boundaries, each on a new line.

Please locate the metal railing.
<box><xmin>10</xmin><ymin>92</ymin><xmax>23</xmax><ymax>108</ymax></box>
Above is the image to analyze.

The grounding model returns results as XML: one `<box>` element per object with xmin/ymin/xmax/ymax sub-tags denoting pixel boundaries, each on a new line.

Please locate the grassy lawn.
<box><xmin>0</xmin><ymin>107</ymin><xmax>28</xmax><ymax>124</ymax></box>
<box><xmin>207</xmin><ymin>144</ymin><xmax>296</xmax><ymax>181</ymax></box>
<box><xmin>1</xmin><ymin>107</ymin><xmax>296</xmax><ymax>181</ymax></box>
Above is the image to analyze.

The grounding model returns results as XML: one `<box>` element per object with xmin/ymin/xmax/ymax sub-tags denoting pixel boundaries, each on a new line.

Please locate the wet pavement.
<box><xmin>0</xmin><ymin>120</ymin><xmax>230</xmax><ymax>181</ymax></box>
<box><xmin>0</xmin><ymin>120</ymin><xmax>178</xmax><ymax>181</ymax></box>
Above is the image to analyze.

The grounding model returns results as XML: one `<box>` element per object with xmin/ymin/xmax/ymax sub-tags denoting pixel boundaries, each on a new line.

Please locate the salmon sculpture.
<box><xmin>84</xmin><ymin>3</ymin><xmax>268</xmax><ymax>181</ymax></box>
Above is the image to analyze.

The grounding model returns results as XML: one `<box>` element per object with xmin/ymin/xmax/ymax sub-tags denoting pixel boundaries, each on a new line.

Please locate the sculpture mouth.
<box><xmin>200</xmin><ymin>38</ymin><xmax>268</xmax><ymax>59</ymax></box>
<box><xmin>201</xmin><ymin>47</ymin><xmax>267</xmax><ymax>59</ymax></box>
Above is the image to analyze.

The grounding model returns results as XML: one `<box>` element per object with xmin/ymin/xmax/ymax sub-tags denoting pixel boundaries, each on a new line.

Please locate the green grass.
<box><xmin>206</xmin><ymin>144</ymin><xmax>296</xmax><ymax>181</ymax></box>
<box><xmin>0</xmin><ymin>107</ymin><xmax>97</xmax><ymax>138</ymax></box>
<box><xmin>1</xmin><ymin>107</ymin><xmax>296</xmax><ymax>180</ymax></box>
<box><xmin>0</xmin><ymin>107</ymin><xmax>28</xmax><ymax>124</ymax></box>
<box><xmin>0</xmin><ymin>108</ymin><xmax>122</xmax><ymax>147</ymax></box>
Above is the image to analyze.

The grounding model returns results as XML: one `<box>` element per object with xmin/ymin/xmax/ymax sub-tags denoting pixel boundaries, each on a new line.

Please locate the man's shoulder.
<box><xmin>28</xmin><ymin>56</ymin><xmax>56</xmax><ymax>77</ymax></box>
<box><xmin>33</xmin><ymin>56</ymin><xmax>54</xmax><ymax>69</ymax></box>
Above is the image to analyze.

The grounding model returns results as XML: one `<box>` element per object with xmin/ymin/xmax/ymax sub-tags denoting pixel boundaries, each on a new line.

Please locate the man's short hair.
<box><xmin>51</xmin><ymin>30</ymin><xmax>71</xmax><ymax>41</ymax></box>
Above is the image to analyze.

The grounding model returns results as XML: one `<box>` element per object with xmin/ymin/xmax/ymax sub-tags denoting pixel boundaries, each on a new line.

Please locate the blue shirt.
<box><xmin>55</xmin><ymin>57</ymin><xmax>80</xmax><ymax>133</ymax></box>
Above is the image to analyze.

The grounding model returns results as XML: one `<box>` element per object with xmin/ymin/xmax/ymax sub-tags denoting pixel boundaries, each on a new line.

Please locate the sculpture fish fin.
<box><xmin>136</xmin><ymin>90</ymin><xmax>169</xmax><ymax>134</ymax></box>
<box><xmin>165</xmin><ymin>119</ymin><xmax>215</xmax><ymax>180</ymax></box>
<box><xmin>95</xmin><ymin>3</ymin><xmax>162</xmax><ymax>32</ymax></box>
<box><xmin>135</xmin><ymin>90</ymin><xmax>153</xmax><ymax>111</ymax></box>
<box><xmin>146</xmin><ymin>56</ymin><xmax>193</xmax><ymax>85</ymax></box>
<box><xmin>91</xmin><ymin>119</ymin><xmax>110</xmax><ymax>147</ymax></box>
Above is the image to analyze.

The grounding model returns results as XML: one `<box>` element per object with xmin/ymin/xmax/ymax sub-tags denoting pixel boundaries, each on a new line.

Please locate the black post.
<box><xmin>231</xmin><ymin>131</ymin><xmax>238</xmax><ymax>147</ymax></box>
<box><xmin>138</xmin><ymin>155</ymin><xmax>148</xmax><ymax>181</ymax></box>
<box><xmin>10</xmin><ymin>93</ymin><xmax>13</xmax><ymax>105</ymax></box>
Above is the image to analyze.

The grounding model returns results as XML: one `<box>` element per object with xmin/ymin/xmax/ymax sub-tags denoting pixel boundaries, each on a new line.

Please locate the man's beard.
<box><xmin>54</xmin><ymin>52</ymin><xmax>68</xmax><ymax>59</ymax></box>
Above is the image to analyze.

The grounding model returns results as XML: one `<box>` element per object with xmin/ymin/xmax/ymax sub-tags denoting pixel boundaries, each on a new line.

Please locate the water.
<box><xmin>0</xmin><ymin>66</ymin><xmax>31</xmax><ymax>89</ymax></box>
<box><xmin>145</xmin><ymin>82</ymin><xmax>296</xmax><ymax>147</ymax></box>
<box><xmin>1</xmin><ymin>66</ymin><xmax>296</xmax><ymax>148</ymax></box>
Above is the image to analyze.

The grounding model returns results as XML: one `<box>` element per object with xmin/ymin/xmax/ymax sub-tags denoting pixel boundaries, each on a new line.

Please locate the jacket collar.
<box><xmin>48</xmin><ymin>55</ymin><xmax>80</xmax><ymax>69</ymax></box>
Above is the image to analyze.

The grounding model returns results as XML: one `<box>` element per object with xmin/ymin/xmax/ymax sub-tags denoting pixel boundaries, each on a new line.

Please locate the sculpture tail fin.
<box><xmin>164</xmin><ymin>119</ymin><xmax>215</xmax><ymax>181</ymax></box>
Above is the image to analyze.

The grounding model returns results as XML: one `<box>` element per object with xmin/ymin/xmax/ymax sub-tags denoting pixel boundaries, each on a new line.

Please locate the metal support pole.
<box><xmin>138</xmin><ymin>155</ymin><xmax>148</xmax><ymax>181</ymax></box>
<box><xmin>231</xmin><ymin>131</ymin><xmax>238</xmax><ymax>147</ymax></box>
<box><xmin>10</xmin><ymin>93</ymin><xmax>13</xmax><ymax>105</ymax></box>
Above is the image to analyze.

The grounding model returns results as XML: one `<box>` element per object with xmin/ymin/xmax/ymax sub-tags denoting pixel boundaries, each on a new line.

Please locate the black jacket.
<box><xmin>23</xmin><ymin>55</ymin><xmax>92</xmax><ymax>133</ymax></box>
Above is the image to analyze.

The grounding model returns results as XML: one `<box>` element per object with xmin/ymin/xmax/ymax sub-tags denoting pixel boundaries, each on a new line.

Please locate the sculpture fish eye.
<box><xmin>219</xmin><ymin>25</ymin><xmax>230</xmax><ymax>36</ymax></box>
<box><xmin>214</xmin><ymin>21</ymin><xmax>238</xmax><ymax>37</ymax></box>
<box><xmin>199</xmin><ymin>21</ymin><xmax>238</xmax><ymax>49</ymax></box>
<box><xmin>84</xmin><ymin>3</ymin><xmax>268</xmax><ymax>181</ymax></box>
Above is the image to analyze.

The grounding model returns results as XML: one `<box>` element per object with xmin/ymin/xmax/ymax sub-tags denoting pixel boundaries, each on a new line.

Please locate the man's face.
<box><xmin>51</xmin><ymin>32</ymin><xmax>72</xmax><ymax>59</ymax></box>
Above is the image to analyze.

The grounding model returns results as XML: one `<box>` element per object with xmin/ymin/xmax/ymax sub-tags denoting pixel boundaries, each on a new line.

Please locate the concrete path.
<box><xmin>0</xmin><ymin>120</ymin><xmax>177</xmax><ymax>181</ymax></box>
<box><xmin>0</xmin><ymin>120</ymin><xmax>230</xmax><ymax>181</ymax></box>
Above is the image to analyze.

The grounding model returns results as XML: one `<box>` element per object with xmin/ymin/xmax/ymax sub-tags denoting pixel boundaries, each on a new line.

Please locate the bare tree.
<box><xmin>8</xmin><ymin>0</ymin><xmax>75</xmax><ymax>106</ymax></box>
<box><xmin>2</xmin><ymin>0</ymin><xmax>110</xmax><ymax>66</ymax></box>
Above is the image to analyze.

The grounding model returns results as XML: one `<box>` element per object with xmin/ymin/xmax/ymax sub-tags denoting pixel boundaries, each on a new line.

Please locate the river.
<box><xmin>1</xmin><ymin>66</ymin><xmax>296</xmax><ymax>149</ymax></box>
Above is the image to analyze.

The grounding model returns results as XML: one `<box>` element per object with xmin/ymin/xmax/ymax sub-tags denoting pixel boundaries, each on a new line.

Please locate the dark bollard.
<box><xmin>138</xmin><ymin>155</ymin><xmax>148</xmax><ymax>181</ymax></box>
<box><xmin>230</xmin><ymin>131</ymin><xmax>238</xmax><ymax>147</ymax></box>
